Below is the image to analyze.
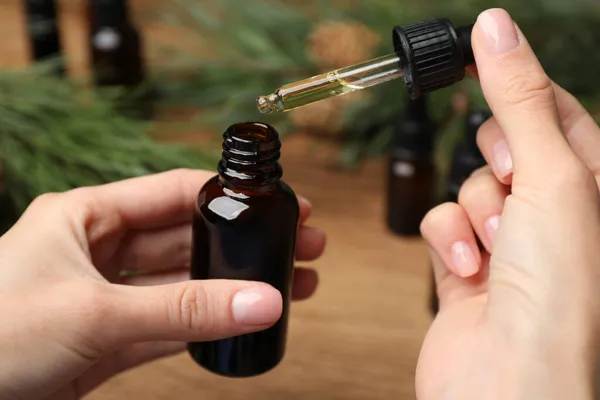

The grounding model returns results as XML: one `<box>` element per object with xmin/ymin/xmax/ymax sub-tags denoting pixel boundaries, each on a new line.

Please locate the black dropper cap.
<box><xmin>393</xmin><ymin>19</ymin><xmax>474</xmax><ymax>99</ymax></box>
<box><xmin>392</xmin><ymin>94</ymin><xmax>436</xmax><ymax>152</ymax></box>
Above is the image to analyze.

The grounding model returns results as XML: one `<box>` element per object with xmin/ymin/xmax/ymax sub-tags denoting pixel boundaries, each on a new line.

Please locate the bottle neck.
<box><xmin>465</xmin><ymin>109</ymin><xmax>491</xmax><ymax>154</ymax></box>
<box><xmin>218</xmin><ymin>123</ymin><xmax>283</xmax><ymax>194</ymax></box>
<box><xmin>90</xmin><ymin>0</ymin><xmax>131</xmax><ymax>26</ymax></box>
<box><xmin>25</xmin><ymin>0</ymin><xmax>60</xmax><ymax>47</ymax></box>
<box><xmin>392</xmin><ymin>95</ymin><xmax>436</xmax><ymax>152</ymax></box>
<box><xmin>405</xmin><ymin>94</ymin><xmax>429</xmax><ymax>122</ymax></box>
<box><xmin>25</xmin><ymin>0</ymin><xmax>58</xmax><ymax>18</ymax></box>
<box><xmin>446</xmin><ymin>141</ymin><xmax>486</xmax><ymax>200</ymax></box>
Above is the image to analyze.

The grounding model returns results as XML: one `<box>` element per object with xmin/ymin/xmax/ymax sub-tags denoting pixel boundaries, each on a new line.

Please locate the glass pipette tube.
<box><xmin>257</xmin><ymin>52</ymin><xmax>404</xmax><ymax>115</ymax></box>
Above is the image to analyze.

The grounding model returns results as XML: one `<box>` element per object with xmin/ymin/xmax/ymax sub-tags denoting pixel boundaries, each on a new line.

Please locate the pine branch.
<box><xmin>0</xmin><ymin>62</ymin><xmax>218</xmax><ymax>214</ymax></box>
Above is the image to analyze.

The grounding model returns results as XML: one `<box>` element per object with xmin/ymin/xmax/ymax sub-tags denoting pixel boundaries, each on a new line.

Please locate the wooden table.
<box><xmin>0</xmin><ymin>2</ymin><xmax>433</xmax><ymax>398</ymax></box>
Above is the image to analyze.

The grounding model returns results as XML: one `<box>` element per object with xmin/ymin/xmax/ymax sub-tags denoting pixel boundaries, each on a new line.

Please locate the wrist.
<box><xmin>495</xmin><ymin>333</ymin><xmax>596</xmax><ymax>400</ymax></box>
<box><xmin>447</xmin><ymin>331</ymin><xmax>596</xmax><ymax>400</ymax></box>
<box><xmin>483</xmin><ymin>300</ymin><xmax>598</xmax><ymax>400</ymax></box>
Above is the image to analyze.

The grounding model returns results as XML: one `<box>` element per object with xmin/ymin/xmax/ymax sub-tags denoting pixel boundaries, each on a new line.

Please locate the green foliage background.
<box><xmin>0</xmin><ymin>61</ymin><xmax>217</xmax><ymax>232</ymax></box>
<box><xmin>2</xmin><ymin>0</ymin><xmax>599</xmax><ymax>232</ymax></box>
<box><xmin>151</xmin><ymin>0</ymin><xmax>600</xmax><ymax>170</ymax></box>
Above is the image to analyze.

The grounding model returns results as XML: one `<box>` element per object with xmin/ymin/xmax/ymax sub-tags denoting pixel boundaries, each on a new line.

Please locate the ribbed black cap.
<box><xmin>393</xmin><ymin>19</ymin><xmax>474</xmax><ymax>99</ymax></box>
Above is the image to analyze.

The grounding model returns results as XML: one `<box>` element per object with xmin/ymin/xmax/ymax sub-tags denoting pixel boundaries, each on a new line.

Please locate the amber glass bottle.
<box><xmin>188</xmin><ymin>122</ymin><xmax>300</xmax><ymax>378</ymax></box>
<box><xmin>24</xmin><ymin>0</ymin><xmax>64</xmax><ymax>75</ymax></box>
<box><xmin>88</xmin><ymin>0</ymin><xmax>153</xmax><ymax>119</ymax></box>
<box><xmin>386</xmin><ymin>95</ymin><xmax>437</xmax><ymax>236</ymax></box>
<box><xmin>429</xmin><ymin>109</ymin><xmax>491</xmax><ymax>315</ymax></box>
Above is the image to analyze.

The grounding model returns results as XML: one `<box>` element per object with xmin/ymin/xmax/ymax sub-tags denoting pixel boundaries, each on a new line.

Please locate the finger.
<box><xmin>428</xmin><ymin>247</ymin><xmax>490</xmax><ymax>310</ymax></box>
<box><xmin>71</xmin><ymin>169</ymin><xmax>214</xmax><ymax>237</ymax></box>
<box><xmin>123</xmin><ymin>267</ymin><xmax>318</xmax><ymax>301</ymax></box>
<box><xmin>291</xmin><ymin>267</ymin><xmax>319</xmax><ymax>300</ymax></box>
<box><xmin>72</xmin><ymin>341</ymin><xmax>185</xmax><ymax>397</ymax></box>
<box><xmin>298</xmin><ymin>196</ymin><xmax>313</xmax><ymax>226</ymax></box>
<box><xmin>122</xmin><ymin>269</ymin><xmax>189</xmax><ymax>286</ymax></box>
<box><xmin>115</xmin><ymin>223</ymin><xmax>324</xmax><ymax>274</ymax></box>
<box><xmin>458</xmin><ymin>167</ymin><xmax>510</xmax><ymax>253</ymax></box>
<box><xmin>113</xmin><ymin>341</ymin><xmax>185</xmax><ymax>372</ymax></box>
<box><xmin>94</xmin><ymin>280</ymin><xmax>283</xmax><ymax>350</ymax></box>
<box><xmin>295</xmin><ymin>226</ymin><xmax>326</xmax><ymax>261</ymax></box>
<box><xmin>420</xmin><ymin>203</ymin><xmax>482</xmax><ymax>278</ymax></box>
<box><xmin>110</xmin><ymin>223</ymin><xmax>192</xmax><ymax>273</ymax></box>
<box><xmin>476</xmin><ymin>117</ymin><xmax>514</xmax><ymax>184</ymax></box>
<box><xmin>122</xmin><ymin>267</ymin><xmax>319</xmax><ymax>300</ymax></box>
<box><xmin>110</xmin><ymin>205</ymin><xmax>322</xmax><ymax>272</ymax></box>
<box><xmin>553</xmin><ymin>84</ymin><xmax>600</xmax><ymax>183</ymax></box>
<box><xmin>477</xmin><ymin>88</ymin><xmax>600</xmax><ymax>186</ymax></box>
<box><xmin>66</xmin><ymin>167</ymin><xmax>315</xmax><ymax>258</ymax></box>
<box><xmin>473</xmin><ymin>9</ymin><xmax>573</xmax><ymax>179</ymax></box>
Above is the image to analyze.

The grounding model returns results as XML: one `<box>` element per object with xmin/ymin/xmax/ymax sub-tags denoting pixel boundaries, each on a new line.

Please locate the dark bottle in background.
<box><xmin>444</xmin><ymin>109</ymin><xmax>490</xmax><ymax>204</ymax></box>
<box><xmin>429</xmin><ymin>109</ymin><xmax>491</xmax><ymax>315</ymax></box>
<box><xmin>386</xmin><ymin>95</ymin><xmax>437</xmax><ymax>236</ymax></box>
<box><xmin>24</xmin><ymin>0</ymin><xmax>65</xmax><ymax>75</ymax></box>
<box><xmin>88</xmin><ymin>0</ymin><xmax>154</xmax><ymax>119</ymax></box>
<box><xmin>188</xmin><ymin>122</ymin><xmax>300</xmax><ymax>378</ymax></box>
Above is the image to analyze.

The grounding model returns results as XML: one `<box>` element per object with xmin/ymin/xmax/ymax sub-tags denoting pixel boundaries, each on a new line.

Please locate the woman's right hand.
<box><xmin>417</xmin><ymin>8</ymin><xmax>600</xmax><ymax>399</ymax></box>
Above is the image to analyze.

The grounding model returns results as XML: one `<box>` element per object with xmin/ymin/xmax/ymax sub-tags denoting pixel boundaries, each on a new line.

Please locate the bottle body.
<box><xmin>386</xmin><ymin>147</ymin><xmax>436</xmax><ymax>236</ymax></box>
<box><xmin>25</xmin><ymin>0</ymin><xmax>64</xmax><ymax>75</ymax></box>
<box><xmin>188</xmin><ymin>122</ymin><xmax>300</xmax><ymax>377</ymax></box>
<box><xmin>88</xmin><ymin>0</ymin><xmax>153</xmax><ymax>119</ymax></box>
<box><xmin>386</xmin><ymin>96</ymin><xmax>436</xmax><ymax>236</ymax></box>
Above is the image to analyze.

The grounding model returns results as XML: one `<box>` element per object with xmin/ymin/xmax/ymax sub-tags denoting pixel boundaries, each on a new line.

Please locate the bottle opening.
<box><xmin>219</xmin><ymin>122</ymin><xmax>283</xmax><ymax>189</ymax></box>
<box><xmin>224</xmin><ymin>122</ymin><xmax>281</xmax><ymax>156</ymax></box>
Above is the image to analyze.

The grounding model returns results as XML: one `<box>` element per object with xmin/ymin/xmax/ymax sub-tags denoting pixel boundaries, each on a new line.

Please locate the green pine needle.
<box><xmin>0</xmin><ymin>61</ymin><xmax>218</xmax><ymax>215</ymax></box>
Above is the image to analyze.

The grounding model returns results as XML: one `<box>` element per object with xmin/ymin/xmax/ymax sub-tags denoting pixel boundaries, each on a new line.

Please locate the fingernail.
<box><xmin>485</xmin><ymin>215</ymin><xmax>501</xmax><ymax>246</ymax></box>
<box><xmin>450</xmin><ymin>241</ymin><xmax>479</xmax><ymax>277</ymax></box>
<box><xmin>477</xmin><ymin>8</ymin><xmax>519</xmax><ymax>54</ymax></box>
<box><xmin>492</xmin><ymin>139</ymin><xmax>513</xmax><ymax>178</ymax></box>
<box><xmin>232</xmin><ymin>285</ymin><xmax>282</xmax><ymax>326</ymax></box>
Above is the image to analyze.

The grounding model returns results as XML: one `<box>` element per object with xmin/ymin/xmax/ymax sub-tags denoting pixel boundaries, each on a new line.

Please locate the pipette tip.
<box><xmin>256</xmin><ymin>93</ymin><xmax>283</xmax><ymax>115</ymax></box>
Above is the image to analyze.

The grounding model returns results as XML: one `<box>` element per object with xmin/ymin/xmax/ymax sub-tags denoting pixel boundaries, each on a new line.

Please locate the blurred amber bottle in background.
<box><xmin>88</xmin><ymin>0</ymin><xmax>153</xmax><ymax>119</ymax></box>
<box><xmin>386</xmin><ymin>95</ymin><xmax>437</xmax><ymax>237</ymax></box>
<box><xmin>444</xmin><ymin>109</ymin><xmax>490</xmax><ymax>203</ymax></box>
<box><xmin>429</xmin><ymin>109</ymin><xmax>491</xmax><ymax>315</ymax></box>
<box><xmin>24</xmin><ymin>0</ymin><xmax>65</xmax><ymax>75</ymax></box>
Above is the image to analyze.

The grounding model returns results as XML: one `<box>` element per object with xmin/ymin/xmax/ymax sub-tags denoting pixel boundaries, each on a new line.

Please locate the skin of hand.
<box><xmin>417</xmin><ymin>8</ymin><xmax>600</xmax><ymax>400</ymax></box>
<box><xmin>0</xmin><ymin>169</ymin><xmax>326</xmax><ymax>400</ymax></box>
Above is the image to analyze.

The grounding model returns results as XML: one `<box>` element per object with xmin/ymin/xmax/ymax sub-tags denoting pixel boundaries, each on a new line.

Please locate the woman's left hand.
<box><xmin>0</xmin><ymin>169</ymin><xmax>326</xmax><ymax>400</ymax></box>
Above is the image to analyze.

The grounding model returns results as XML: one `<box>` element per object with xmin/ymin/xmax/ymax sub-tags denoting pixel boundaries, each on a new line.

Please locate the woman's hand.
<box><xmin>418</xmin><ymin>9</ymin><xmax>600</xmax><ymax>399</ymax></box>
<box><xmin>0</xmin><ymin>169</ymin><xmax>326</xmax><ymax>400</ymax></box>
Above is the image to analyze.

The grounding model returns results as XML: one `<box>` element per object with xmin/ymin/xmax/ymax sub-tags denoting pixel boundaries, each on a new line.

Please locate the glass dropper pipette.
<box><xmin>257</xmin><ymin>18</ymin><xmax>475</xmax><ymax>115</ymax></box>
<box><xmin>257</xmin><ymin>53</ymin><xmax>404</xmax><ymax>114</ymax></box>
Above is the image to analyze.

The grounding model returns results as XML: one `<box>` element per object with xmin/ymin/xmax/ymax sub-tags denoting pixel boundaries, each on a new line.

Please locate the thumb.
<box><xmin>98</xmin><ymin>280</ymin><xmax>283</xmax><ymax>348</ymax></box>
<box><xmin>472</xmin><ymin>9</ymin><xmax>600</xmax><ymax>333</ymax></box>
<box><xmin>472</xmin><ymin>8</ymin><xmax>577</xmax><ymax>184</ymax></box>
